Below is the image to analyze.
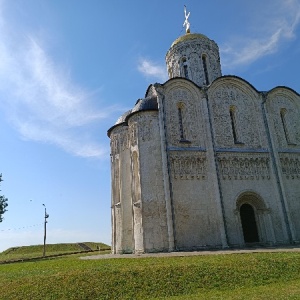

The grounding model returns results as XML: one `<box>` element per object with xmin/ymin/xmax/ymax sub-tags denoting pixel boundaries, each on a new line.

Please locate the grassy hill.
<box><xmin>0</xmin><ymin>242</ymin><xmax>110</xmax><ymax>262</ymax></box>
<box><xmin>0</xmin><ymin>251</ymin><xmax>300</xmax><ymax>299</ymax></box>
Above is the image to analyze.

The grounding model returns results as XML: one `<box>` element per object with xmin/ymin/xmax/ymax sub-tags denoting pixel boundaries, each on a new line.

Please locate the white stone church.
<box><xmin>108</xmin><ymin>17</ymin><xmax>300</xmax><ymax>253</ymax></box>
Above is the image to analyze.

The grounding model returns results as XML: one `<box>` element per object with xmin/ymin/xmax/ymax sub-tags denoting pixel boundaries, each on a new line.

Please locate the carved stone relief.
<box><xmin>129</xmin><ymin>113</ymin><xmax>157</xmax><ymax>145</ymax></box>
<box><xmin>110</xmin><ymin>133</ymin><xmax>119</xmax><ymax>156</ymax></box>
<box><xmin>165</xmin><ymin>87</ymin><xmax>206</xmax><ymax>148</ymax></box>
<box><xmin>189</xmin><ymin>52</ymin><xmax>204</xmax><ymax>86</ymax></box>
<box><xmin>110</xmin><ymin>126</ymin><xmax>129</xmax><ymax>156</ymax></box>
<box><xmin>139</xmin><ymin>115</ymin><xmax>155</xmax><ymax>142</ymax></box>
<box><xmin>129</xmin><ymin>121</ymin><xmax>138</xmax><ymax>147</ymax></box>
<box><xmin>279</xmin><ymin>153</ymin><xmax>300</xmax><ymax>179</ymax></box>
<box><xmin>169</xmin><ymin>151</ymin><xmax>207</xmax><ymax>180</ymax></box>
<box><xmin>210</xmin><ymin>84</ymin><xmax>265</xmax><ymax>148</ymax></box>
<box><xmin>217</xmin><ymin>153</ymin><xmax>271</xmax><ymax>180</ymax></box>
<box><xmin>166</xmin><ymin>37</ymin><xmax>221</xmax><ymax>87</ymax></box>
<box><xmin>267</xmin><ymin>95</ymin><xmax>300</xmax><ymax>148</ymax></box>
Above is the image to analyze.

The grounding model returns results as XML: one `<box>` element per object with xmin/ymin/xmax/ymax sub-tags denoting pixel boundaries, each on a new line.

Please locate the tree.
<box><xmin>0</xmin><ymin>174</ymin><xmax>8</xmax><ymax>222</ymax></box>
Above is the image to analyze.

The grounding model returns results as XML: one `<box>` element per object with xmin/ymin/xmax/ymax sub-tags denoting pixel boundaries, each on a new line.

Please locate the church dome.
<box><xmin>171</xmin><ymin>33</ymin><xmax>210</xmax><ymax>48</ymax></box>
<box><xmin>115</xmin><ymin>110</ymin><xmax>132</xmax><ymax>126</ymax></box>
<box><xmin>131</xmin><ymin>96</ymin><xmax>158</xmax><ymax>114</ymax></box>
<box><xmin>166</xmin><ymin>32</ymin><xmax>222</xmax><ymax>87</ymax></box>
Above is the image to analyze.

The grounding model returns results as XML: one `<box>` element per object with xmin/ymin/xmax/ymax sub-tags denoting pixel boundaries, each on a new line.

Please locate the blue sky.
<box><xmin>0</xmin><ymin>0</ymin><xmax>299</xmax><ymax>252</ymax></box>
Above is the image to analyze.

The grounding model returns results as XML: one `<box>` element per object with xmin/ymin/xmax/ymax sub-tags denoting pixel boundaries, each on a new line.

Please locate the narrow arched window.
<box><xmin>181</xmin><ymin>58</ymin><xmax>189</xmax><ymax>79</ymax></box>
<box><xmin>202</xmin><ymin>54</ymin><xmax>209</xmax><ymax>85</ymax></box>
<box><xmin>280</xmin><ymin>109</ymin><xmax>295</xmax><ymax>145</ymax></box>
<box><xmin>178</xmin><ymin>106</ymin><xmax>184</xmax><ymax>140</ymax></box>
<box><xmin>177</xmin><ymin>102</ymin><xmax>191</xmax><ymax>143</ymax></box>
<box><xmin>230</xmin><ymin>106</ymin><xmax>242</xmax><ymax>144</ymax></box>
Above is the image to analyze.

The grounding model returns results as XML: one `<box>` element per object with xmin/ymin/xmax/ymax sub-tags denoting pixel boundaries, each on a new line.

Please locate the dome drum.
<box><xmin>166</xmin><ymin>33</ymin><xmax>222</xmax><ymax>87</ymax></box>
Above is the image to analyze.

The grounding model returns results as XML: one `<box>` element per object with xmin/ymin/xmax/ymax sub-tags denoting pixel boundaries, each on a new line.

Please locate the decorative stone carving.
<box><xmin>165</xmin><ymin>87</ymin><xmax>206</xmax><ymax>148</ymax></box>
<box><xmin>267</xmin><ymin>95</ymin><xmax>300</xmax><ymax>147</ymax></box>
<box><xmin>217</xmin><ymin>153</ymin><xmax>271</xmax><ymax>180</ymax></box>
<box><xmin>129</xmin><ymin>114</ymin><xmax>157</xmax><ymax>145</ymax></box>
<box><xmin>110</xmin><ymin>133</ymin><xmax>119</xmax><ymax>156</ymax></box>
<box><xmin>129</xmin><ymin>122</ymin><xmax>138</xmax><ymax>147</ymax></box>
<box><xmin>139</xmin><ymin>116</ymin><xmax>155</xmax><ymax>142</ymax></box>
<box><xmin>189</xmin><ymin>52</ymin><xmax>204</xmax><ymax>86</ymax></box>
<box><xmin>279</xmin><ymin>153</ymin><xmax>300</xmax><ymax>179</ymax></box>
<box><xmin>210</xmin><ymin>84</ymin><xmax>265</xmax><ymax>148</ymax></box>
<box><xmin>165</xmin><ymin>34</ymin><xmax>221</xmax><ymax>87</ymax></box>
<box><xmin>110</xmin><ymin>127</ymin><xmax>129</xmax><ymax>156</ymax></box>
<box><xmin>120</xmin><ymin>130</ymin><xmax>129</xmax><ymax>152</ymax></box>
<box><xmin>169</xmin><ymin>151</ymin><xmax>207</xmax><ymax>180</ymax></box>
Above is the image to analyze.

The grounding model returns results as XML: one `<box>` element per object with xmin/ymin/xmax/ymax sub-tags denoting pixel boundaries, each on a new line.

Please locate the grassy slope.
<box><xmin>1</xmin><ymin>252</ymin><xmax>300</xmax><ymax>299</ymax></box>
<box><xmin>0</xmin><ymin>242</ymin><xmax>110</xmax><ymax>262</ymax></box>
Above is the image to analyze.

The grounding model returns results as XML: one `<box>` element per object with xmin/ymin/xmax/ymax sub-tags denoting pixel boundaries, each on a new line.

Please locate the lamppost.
<box><xmin>42</xmin><ymin>204</ymin><xmax>49</xmax><ymax>257</ymax></box>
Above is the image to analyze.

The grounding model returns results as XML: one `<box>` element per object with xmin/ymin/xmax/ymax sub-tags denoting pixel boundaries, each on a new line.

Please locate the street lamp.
<box><xmin>42</xmin><ymin>204</ymin><xmax>49</xmax><ymax>257</ymax></box>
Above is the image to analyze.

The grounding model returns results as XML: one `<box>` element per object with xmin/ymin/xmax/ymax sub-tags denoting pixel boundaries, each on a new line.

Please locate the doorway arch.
<box><xmin>235</xmin><ymin>192</ymin><xmax>270</xmax><ymax>245</ymax></box>
<box><xmin>240</xmin><ymin>203</ymin><xmax>259</xmax><ymax>243</ymax></box>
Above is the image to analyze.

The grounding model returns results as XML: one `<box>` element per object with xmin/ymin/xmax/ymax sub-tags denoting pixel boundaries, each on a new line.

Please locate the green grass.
<box><xmin>1</xmin><ymin>252</ymin><xmax>300</xmax><ymax>299</ymax></box>
<box><xmin>0</xmin><ymin>242</ymin><xmax>110</xmax><ymax>262</ymax></box>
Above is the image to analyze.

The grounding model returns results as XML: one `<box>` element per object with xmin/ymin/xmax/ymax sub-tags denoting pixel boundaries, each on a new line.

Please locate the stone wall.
<box><xmin>129</xmin><ymin>112</ymin><xmax>169</xmax><ymax>252</ymax></box>
<box><xmin>266</xmin><ymin>88</ymin><xmax>300</xmax><ymax>242</ymax></box>
<box><xmin>161</xmin><ymin>80</ymin><xmax>225</xmax><ymax>249</ymax></box>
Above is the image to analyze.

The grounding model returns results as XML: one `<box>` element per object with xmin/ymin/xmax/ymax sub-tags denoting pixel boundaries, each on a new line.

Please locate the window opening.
<box><xmin>183</xmin><ymin>65</ymin><xmax>189</xmax><ymax>79</ymax></box>
<box><xmin>177</xmin><ymin>103</ymin><xmax>191</xmax><ymax>144</ymax></box>
<box><xmin>280</xmin><ymin>109</ymin><xmax>295</xmax><ymax>145</ymax></box>
<box><xmin>229</xmin><ymin>107</ymin><xmax>242</xmax><ymax>144</ymax></box>
<box><xmin>202</xmin><ymin>55</ymin><xmax>209</xmax><ymax>85</ymax></box>
<box><xmin>181</xmin><ymin>58</ymin><xmax>189</xmax><ymax>79</ymax></box>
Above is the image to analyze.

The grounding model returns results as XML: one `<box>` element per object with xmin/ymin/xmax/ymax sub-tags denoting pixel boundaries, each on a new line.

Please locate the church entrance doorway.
<box><xmin>240</xmin><ymin>203</ymin><xmax>259</xmax><ymax>243</ymax></box>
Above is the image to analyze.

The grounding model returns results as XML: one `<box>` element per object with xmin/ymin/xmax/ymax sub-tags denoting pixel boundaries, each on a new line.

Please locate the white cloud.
<box><xmin>138</xmin><ymin>58</ymin><xmax>168</xmax><ymax>82</ymax></box>
<box><xmin>221</xmin><ymin>0</ymin><xmax>300</xmax><ymax>69</ymax></box>
<box><xmin>0</xmin><ymin>3</ymin><xmax>122</xmax><ymax>159</ymax></box>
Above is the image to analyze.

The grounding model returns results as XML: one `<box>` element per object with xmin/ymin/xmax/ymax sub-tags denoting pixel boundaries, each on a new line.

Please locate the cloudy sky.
<box><xmin>0</xmin><ymin>0</ymin><xmax>299</xmax><ymax>252</ymax></box>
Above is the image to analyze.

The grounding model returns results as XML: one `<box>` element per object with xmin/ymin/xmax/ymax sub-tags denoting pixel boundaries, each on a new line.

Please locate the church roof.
<box><xmin>115</xmin><ymin>109</ymin><xmax>132</xmax><ymax>126</ymax></box>
<box><xmin>107</xmin><ymin>95</ymin><xmax>158</xmax><ymax>137</ymax></box>
<box><xmin>131</xmin><ymin>95</ymin><xmax>158</xmax><ymax>114</ymax></box>
<box><xmin>171</xmin><ymin>33</ymin><xmax>210</xmax><ymax>47</ymax></box>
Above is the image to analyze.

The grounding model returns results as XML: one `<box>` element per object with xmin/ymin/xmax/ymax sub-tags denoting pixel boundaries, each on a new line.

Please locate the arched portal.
<box><xmin>240</xmin><ymin>203</ymin><xmax>259</xmax><ymax>243</ymax></box>
<box><xmin>235</xmin><ymin>192</ymin><xmax>274</xmax><ymax>246</ymax></box>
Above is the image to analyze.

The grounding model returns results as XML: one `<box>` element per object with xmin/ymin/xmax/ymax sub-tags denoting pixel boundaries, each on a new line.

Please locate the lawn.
<box><xmin>1</xmin><ymin>251</ymin><xmax>300</xmax><ymax>299</ymax></box>
<box><xmin>0</xmin><ymin>242</ymin><xmax>110</xmax><ymax>263</ymax></box>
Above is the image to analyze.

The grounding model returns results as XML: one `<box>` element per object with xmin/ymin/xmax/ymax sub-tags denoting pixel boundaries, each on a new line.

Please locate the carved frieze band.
<box><xmin>217</xmin><ymin>153</ymin><xmax>270</xmax><ymax>180</ymax></box>
<box><xmin>279</xmin><ymin>153</ymin><xmax>300</xmax><ymax>179</ymax></box>
<box><xmin>169</xmin><ymin>151</ymin><xmax>207</xmax><ymax>180</ymax></box>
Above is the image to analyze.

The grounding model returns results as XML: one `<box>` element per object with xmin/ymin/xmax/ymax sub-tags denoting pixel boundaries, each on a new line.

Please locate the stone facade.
<box><xmin>107</xmin><ymin>32</ymin><xmax>300</xmax><ymax>254</ymax></box>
